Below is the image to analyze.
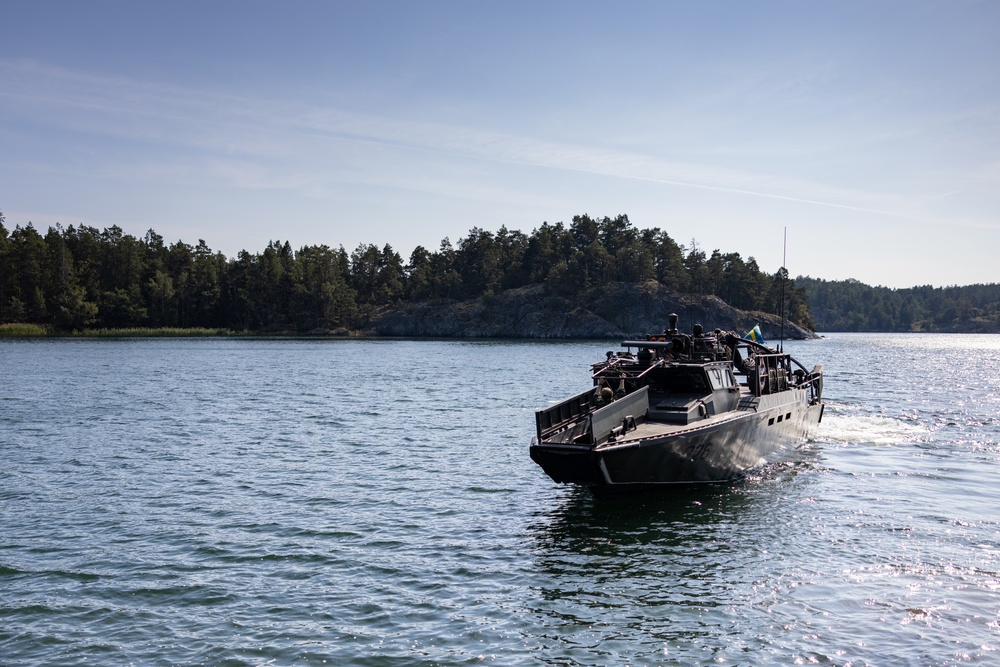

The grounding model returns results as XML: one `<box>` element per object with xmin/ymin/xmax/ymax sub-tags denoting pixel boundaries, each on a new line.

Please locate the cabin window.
<box><xmin>661</xmin><ymin>368</ymin><xmax>709</xmax><ymax>393</ymax></box>
<box><xmin>708</xmin><ymin>366</ymin><xmax>733</xmax><ymax>391</ymax></box>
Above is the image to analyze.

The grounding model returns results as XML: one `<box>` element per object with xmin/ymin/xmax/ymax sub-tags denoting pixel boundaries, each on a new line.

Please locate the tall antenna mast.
<box><xmin>779</xmin><ymin>227</ymin><xmax>787</xmax><ymax>352</ymax></box>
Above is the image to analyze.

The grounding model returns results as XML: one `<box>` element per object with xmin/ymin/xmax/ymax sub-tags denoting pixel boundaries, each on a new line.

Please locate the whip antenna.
<box><xmin>779</xmin><ymin>227</ymin><xmax>786</xmax><ymax>352</ymax></box>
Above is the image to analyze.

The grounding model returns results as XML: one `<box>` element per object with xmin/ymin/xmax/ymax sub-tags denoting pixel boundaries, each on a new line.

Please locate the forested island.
<box><xmin>1</xmin><ymin>210</ymin><xmax>997</xmax><ymax>336</ymax></box>
<box><xmin>796</xmin><ymin>277</ymin><xmax>1000</xmax><ymax>333</ymax></box>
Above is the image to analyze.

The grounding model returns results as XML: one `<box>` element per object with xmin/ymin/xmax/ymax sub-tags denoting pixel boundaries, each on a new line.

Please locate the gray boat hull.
<box><xmin>531</xmin><ymin>389</ymin><xmax>824</xmax><ymax>499</ymax></box>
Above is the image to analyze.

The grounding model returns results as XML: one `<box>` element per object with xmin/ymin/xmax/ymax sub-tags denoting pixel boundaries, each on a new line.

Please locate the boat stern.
<box><xmin>529</xmin><ymin>443</ymin><xmax>604</xmax><ymax>486</ymax></box>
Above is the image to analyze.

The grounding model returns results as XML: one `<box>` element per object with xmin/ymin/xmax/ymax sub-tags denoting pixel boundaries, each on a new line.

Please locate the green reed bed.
<box><xmin>0</xmin><ymin>323</ymin><xmax>51</xmax><ymax>337</ymax></box>
<box><xmin>76</xmin><ymin>327</ymin><xmax>238</xmax><ymax>337</ymax></box>
<box><xmin>0</xmin><ymin>324</ymin><xmax>244</xmax><ymax>337</ymax></box>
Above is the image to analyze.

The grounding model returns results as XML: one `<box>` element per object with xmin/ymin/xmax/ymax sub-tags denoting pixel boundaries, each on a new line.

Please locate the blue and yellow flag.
<box><xmin>744</xmin><ymin>324</ymin><xmax>765</xmax><ymax>344</ymax></box>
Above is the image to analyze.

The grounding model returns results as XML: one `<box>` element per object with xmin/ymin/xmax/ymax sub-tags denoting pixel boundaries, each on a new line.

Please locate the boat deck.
<box><xmin>601</xmin><ymin>409</ymin><xmax>749</xmax><ymax>449</ymax></box>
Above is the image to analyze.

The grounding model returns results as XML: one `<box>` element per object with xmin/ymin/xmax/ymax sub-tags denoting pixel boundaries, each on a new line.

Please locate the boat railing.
<box><xmin>592</xmin><ymin>358</ymin><xmax>665</xmax><ymax>383</ymax></box>
<box><xmin>535</xmin><ymin>386</ymin><xmax>650</xmax><ymax>445</ymax></box>
<box><xmin>535</xmin><ymin>387</ymin><xmax>597</xmax><ymax>442</ymax></box>
<box><xmin>591</xmin><ymin>387</ymin><xmax>648</xmax><ymax>443</ymax></box>
<box><xmin>735</xmin><ymin>350</ymin><xmax>823</xmax><ymax>402</ymax></box>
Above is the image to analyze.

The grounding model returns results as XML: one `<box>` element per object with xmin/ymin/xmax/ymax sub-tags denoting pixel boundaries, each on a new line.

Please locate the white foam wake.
<box><xmin>817</xmin><ymin>412</ymin><xmax>929</xmax><ymax>446</ymax></box>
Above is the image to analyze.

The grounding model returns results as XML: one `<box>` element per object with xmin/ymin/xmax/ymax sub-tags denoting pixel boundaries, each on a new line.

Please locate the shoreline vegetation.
<box><xmin>0</xmin><ymin>323</ymin><xmax>239</xmax><ymax>337</ymax></box>
<box><xmin>2</xmin><ymin>323</ymin><xmax>996</xmax><ymax>339</ymax></box>
<box><xmin>2</xmin><ymin>209</ymin><xmax>998</xmax><ymax>337</ymax></box>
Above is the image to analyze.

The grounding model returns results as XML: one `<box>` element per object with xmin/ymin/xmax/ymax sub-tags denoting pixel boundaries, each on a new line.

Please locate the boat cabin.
<box><xmin>645</xmin><ymin>361</ymin><xmax>740</xmax><ymax>424</ymax></box>
<box><xmin>533</xmin><ymin>315</ymin><xmax>822</xmax><ymax>447</ymax></box>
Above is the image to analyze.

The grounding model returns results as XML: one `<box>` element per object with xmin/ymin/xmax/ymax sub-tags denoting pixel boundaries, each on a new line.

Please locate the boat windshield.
<box><xmin>707</xmin><ymin>365</ymin><xmax>738</xmax><ymax>391</ymax></box>
<box><xmin>658</xmin><ymin>366</ymin><xmax>709</xmax><ymax>393</ymax></box>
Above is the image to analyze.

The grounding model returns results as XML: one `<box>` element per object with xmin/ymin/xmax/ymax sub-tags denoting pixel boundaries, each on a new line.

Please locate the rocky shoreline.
<box><xmin>349</xmin><ymin>281</ymin><xmax>817</xmax><ymax>340</ymax></box>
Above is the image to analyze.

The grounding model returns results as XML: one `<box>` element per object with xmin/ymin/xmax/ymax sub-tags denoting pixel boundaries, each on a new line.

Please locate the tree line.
<box><xmin>796</xmin><ymin>276</ymin><xmax>1000</xmax><ymax>333</ymax></box>
<box><xmin>0</xmin><ymin>210</ymin><xmax>812</xmax><ymax>333</ymax></box>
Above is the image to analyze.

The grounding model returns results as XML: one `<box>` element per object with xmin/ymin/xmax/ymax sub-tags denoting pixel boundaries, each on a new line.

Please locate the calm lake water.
<box><xmin>2</xmin><ymin>333</ymin><xmax>1000</xmax><ymax>666</ymax></box>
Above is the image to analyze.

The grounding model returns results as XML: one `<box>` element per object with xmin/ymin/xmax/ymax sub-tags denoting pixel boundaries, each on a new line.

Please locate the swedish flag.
<box><xmin>744</xmin><ymin>324</ymin><xmax>765</xmax><ymax>344</ymax></box>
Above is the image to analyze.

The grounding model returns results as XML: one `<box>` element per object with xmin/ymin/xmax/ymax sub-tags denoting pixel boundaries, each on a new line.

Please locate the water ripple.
<box><xmin>1</xmin><ymin>335</ymin><xmax>1000</xmax><ymax>664</ymax></box>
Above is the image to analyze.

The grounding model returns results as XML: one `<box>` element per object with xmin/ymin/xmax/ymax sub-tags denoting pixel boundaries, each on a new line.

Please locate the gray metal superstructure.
<box><xmin>530</xmin><ymin>315</ymin><xmax>824</xmax><ymax>498</ymax></box>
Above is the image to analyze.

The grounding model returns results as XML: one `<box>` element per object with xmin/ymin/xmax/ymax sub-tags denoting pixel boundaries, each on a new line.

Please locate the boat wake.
<box><xmin>817</xmin><ymin>412</ymin><xmax>929</xmax><ymax>446</ymax></box>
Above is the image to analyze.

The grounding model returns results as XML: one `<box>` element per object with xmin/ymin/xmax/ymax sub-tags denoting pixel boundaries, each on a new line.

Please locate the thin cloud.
<box><xmin>2</xmin><ymin>58</ymin><xmax>996</xmax><ymax>231</ymax></box>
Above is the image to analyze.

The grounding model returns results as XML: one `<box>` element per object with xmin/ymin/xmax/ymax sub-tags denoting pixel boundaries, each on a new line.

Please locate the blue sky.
<box><xmin>2</xmin><ymin>1</ymin><xmax>998</xmax><ymax>289</ymax></box>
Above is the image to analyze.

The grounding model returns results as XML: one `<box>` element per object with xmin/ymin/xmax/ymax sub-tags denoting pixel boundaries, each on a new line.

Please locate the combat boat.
<box><xmin>530</xmin><ymin>314</ymin><xmax>824</xmax><ymax>498</ymax></box>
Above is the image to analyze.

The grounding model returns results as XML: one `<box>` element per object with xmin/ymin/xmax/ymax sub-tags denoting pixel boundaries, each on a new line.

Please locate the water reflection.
<box><xmin>519</xmin><ymin>470</ymin><xmax>823</xmax><ymax>665</ymax></box>
<box><xmin>526</xmin><ymin>446</ymin><xmax>821</xmax><ymax>561</ymax></box>
<box><xmin>518</xmin><ymin>448</ymin><xmax>824</xmax><ymax>660</ymax></box>
<box><xmin>530</xmin><ymin>485</ymin><xmax>745</xmax><ymax>552</ymax></box>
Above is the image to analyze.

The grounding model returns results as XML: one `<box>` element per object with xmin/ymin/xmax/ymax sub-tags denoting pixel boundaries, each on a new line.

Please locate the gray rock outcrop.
<box><xmin>366</xmin><ymin>281</ymin><xmax>816</xmax><ymax>340</ymax></box>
